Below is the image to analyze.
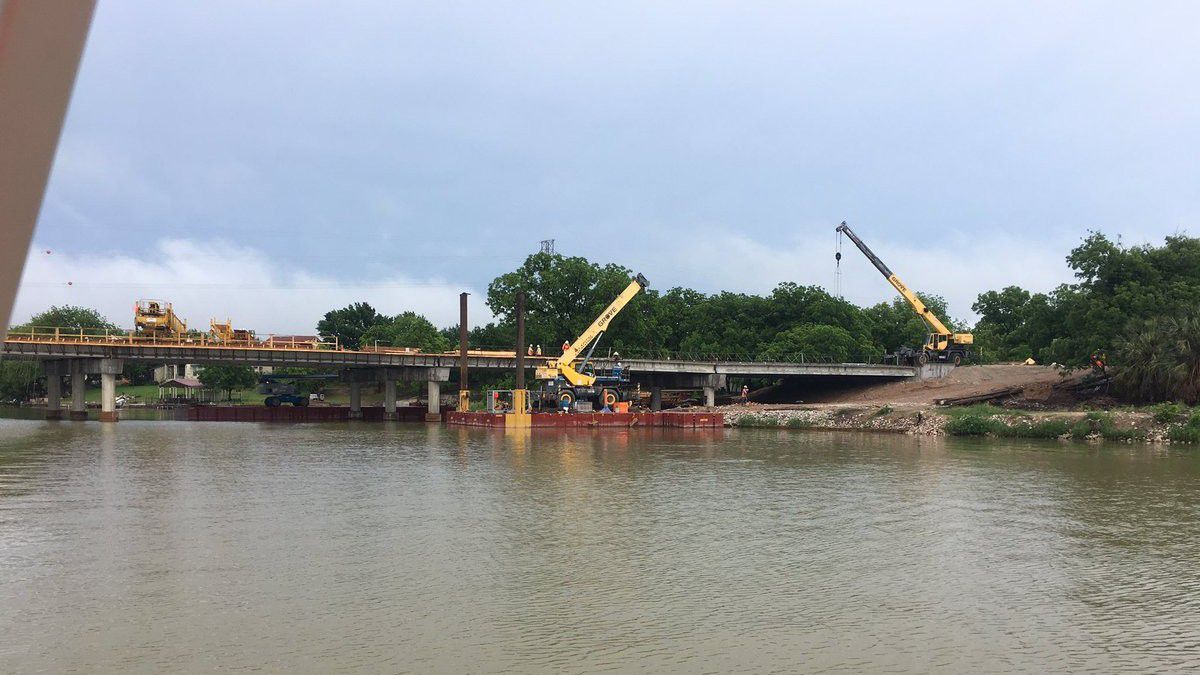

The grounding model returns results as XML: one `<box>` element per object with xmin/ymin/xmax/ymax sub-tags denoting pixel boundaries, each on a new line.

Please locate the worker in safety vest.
<box><xmin>536</xmin><ymin>345</ymin><xmax>543</xmax><ymax>356</ymax></box>
<box><xmin>562</xmin><ymin>340</ymin><xmax>570</xmax><ymax>354</ymax></box>
<box><xmin>527</xmin><ymin>344</ymin><xmax>534</xmax><ymax>356</ymax></box>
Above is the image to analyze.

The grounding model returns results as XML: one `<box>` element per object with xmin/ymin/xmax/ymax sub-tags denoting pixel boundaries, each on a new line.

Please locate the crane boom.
<box><xmin>539</xmin><ymin>273</ymin><xmax>648</xmax><ymax>388</ymax></box>
<box><xmin>835</xmin><ymin>222</ymin><xmax>951</xmax><ymax>335</ymax></box>
<box><xmin>836</xmin><ymin>222</ymin><xmax>972</xmax><ymax>365</ymax></box>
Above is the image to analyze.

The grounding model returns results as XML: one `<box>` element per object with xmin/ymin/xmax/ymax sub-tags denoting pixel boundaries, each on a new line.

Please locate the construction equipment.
<box><xmin>835</xmin><ymin>222</ymin><xmax>973</xmax><ymax>366</ymax></box>
<box><xmin>257</xmin><ymin>373</ymin><xmax>337</xmax><ymax>407</ymax></box>
<box><xmin>134</xmin><ymin>299</ymin><xmax>187</xmax><ymax>337</ymax></box>
<box><xmin>210</xmin><ymin>318</ymin><xmax>256</xmax><ymax>344</ymax></box>
<box><xmin>535</xmin><ymin>273</ymin><xmax>649</xmax><ymax>410</ymax></box>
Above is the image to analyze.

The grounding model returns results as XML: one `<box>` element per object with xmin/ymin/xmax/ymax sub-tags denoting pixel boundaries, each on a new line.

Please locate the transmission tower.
<box><xmin>539</xmin><ymin>239</ymin><xmax>555</xmax><ymax>254</ymax></box>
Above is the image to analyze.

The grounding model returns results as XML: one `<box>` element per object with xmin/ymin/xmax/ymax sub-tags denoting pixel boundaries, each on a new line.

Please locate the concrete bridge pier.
<box><xmin>650</xmin><ymin>386</ymin><xmax>663</xmax><ymax>411</ymax></box>
<box><xmin>97</xmin><ymin>359</ymin><xmax>123</xmax><ymax>423</ymax></box>
<box><xmin>69</xmin><ymin>360</ymin><xmax>86</xmax><ymax>421</ymax></box>
<box><xmin>703</xmin><ymin>386</ymin><xmax>716</xmax><ymax>408</ymax></box>
<box><xmin>426</xmin><ymin>380</ymin><xmax>440</xmax><ymax>422</ymax></box>
<box><xmin>348</xmin><ymin>380</ymin><xmax>363</xmax><ymax>420</ymax></box>
<box><xmin>42</xmin><ymin>361</ymin><xmax>65</xmax><ymax>420</ymax></box>
<box><xmin>383</xmin><ymin>380</ymin><xmax>397</xmax><ymax>421</ymax></box>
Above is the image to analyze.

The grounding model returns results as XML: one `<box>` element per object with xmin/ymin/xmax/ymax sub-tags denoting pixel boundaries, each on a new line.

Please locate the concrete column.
<box><xmin>426</xmin><ymin>380</ymin><xmax>441</xmax><ymax>422</ymax></box>
<box><xmin>650</xmin><ymin>386</ymin><xmax>663</xmax><ymax>412</ymax></box>
<box><xmin>69</xmin><ymin>360</ymin><xmax>87</xmax><ymax>421</ymax></box>
<box><xmin>383</xmin><ymin>380</ymin><xmax>397</xmax><ymax>420</ymax></box>
<box><xmin>100</xmin><ymin>371</ymin><xmax>117</xmax><ymax>423</ymax></box>
<box><xmin>703</xmin><ymin>386</ymin><xmax>716</xmax><ymax>408</ymax></box>
<box><xmin>45</xmin><ymin>373</ymin><xmax>62</xmax><ymax>420</ymax></box>
<box><xmin>348</xmin><ymin>380</ymin><xmax>362</xmax><ymax>419</ymax></box>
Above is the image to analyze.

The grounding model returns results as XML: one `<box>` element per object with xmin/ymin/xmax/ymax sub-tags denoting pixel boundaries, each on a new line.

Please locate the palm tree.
<box><xmin>1116</xmin><ymin>312</ymin><xmax>1200</xmax><ymax>404</ymax></box>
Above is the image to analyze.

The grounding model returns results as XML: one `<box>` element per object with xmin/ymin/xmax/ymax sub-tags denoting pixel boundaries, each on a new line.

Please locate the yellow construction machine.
<box><xmin>134</xmin><ymin>299</ymin><xmax>187</xmax><ymax>337</ymax></box>
<box><xmin>836</xmin><ymin>222</ymin><xmax>973</xmax><ymax>365</ymax></box>
<box><xmin>210</xmin><ymin>318</ymin><xmax>257</xmax><ymax>345</ymax></box>
<box><xmin>535</xmin><ymin>273</ymin><xmax>648</xmax><ymax>410</ymax></box>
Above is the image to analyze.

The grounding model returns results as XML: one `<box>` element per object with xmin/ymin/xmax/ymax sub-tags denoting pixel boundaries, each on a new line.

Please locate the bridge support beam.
<box><xmin>383</xmin><ymin>380</ymin><xmax>397</xmax><ymax>420</ymax></box>
<box><xmin>426</xmin><ymin>380</ymin><xmax>440</xmax><ymax>422</ymax></box>
<box><xmin>650</xmin><ymin>386</ymin><xmax>662</xmax><ymax>412</ymax></box>
<box><xmin>98</xmin><ymin>359</ymin><xmax>122</xmax><ymax>423</ymax></box>
<box><xmin>69</xmin><ymin>360</ymin><xmax>86</xmax><ymax>420</ymax></box>
<box><xmin>348</xmin><ymin>380</ymin><xmax>362</xmax><ymax>420</ymax></box>
<box><xmin>703</xmin><ymin>386</ymin><xmax>716</xmax><ymax>408</ymax></box>
<box><xmin>45</xmin><ymin>371</ymin><xmax>62</xmax><ymax>420</ymax></box>
<box><xmin>100</xmin><ymin>371</ymin><xmax>117</xmax><ymax>422</ymax></box>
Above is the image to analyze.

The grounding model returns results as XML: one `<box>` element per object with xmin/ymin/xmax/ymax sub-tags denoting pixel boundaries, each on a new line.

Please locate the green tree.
<box><xmin>316</xmin><ymin>302</ymin><xmax>389</xmax><ymax>350</ymax></box>
<box><xmin>24</xmin><ymin>305</ymin><xmax>117</xmax><ymax>331</ymax></box>
<box><xmin>764</xmin><ymin>324</ymin><xmax>876</xmax><ymax>362</ymax></box>
<box><xmin>0</xmin><ymin>361</ymin><xmax>41</xmax><ymax>403</ymax></box>
<box><xmin>361</xmin><ymin>311</ymin><xmax>452</xmax><ymax>352</ymax></box>
<box><xmin>3</xmin><ymin>305</ymin><xmax>120</xmax><ymax>403</ymax></box>
<box><xmin>198</xmin><ymin>365</ymin><xmax>258</xmax><ymax>400</ymax></box>
<box><xmin>1114</xmin><ymin>312</ymin><xmax>1200</xmax><ymax>404</ymax></box>
<box><xmin>487</xmin><ymin>252</ymin><xmax>658</xmax><ymax>357</ymax></box>
<box><xmin>864</xmin><ymin>293</ymin><xmax>951</xmax><ymax>355</ymax></box>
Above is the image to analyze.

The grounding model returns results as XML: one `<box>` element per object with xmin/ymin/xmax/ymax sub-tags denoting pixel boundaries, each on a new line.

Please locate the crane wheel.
<box><xmin>559</xmin><ymin>391</ymin><xmax>575</xmax><ymax>407</ymax></box>
<box><xmin>265</xmin><ymin>396</ymin><xmax>280</xmax><ymax>407</ymax></box>
<box><xmin>296</xmin><ymin>397</ymin><xmax>310</xmax><ymax>407</ymax></box>
<box><xmin>951</xmin><ymin>353</ymin><xmax>963</xmax><ymax>366</ymax></box>
<box><xmin>916</xmin><ymin>352</ymin><xmax>929</xmax><ymax>366</ymax></box>
<box><xmin>601</xmin><ymin>389</ymin><xmax>618</xmax><ymax>408</ymax></box>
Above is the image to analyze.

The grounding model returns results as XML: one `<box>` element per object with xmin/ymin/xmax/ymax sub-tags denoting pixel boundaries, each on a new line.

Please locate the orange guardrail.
<box><xmin>4</xmin><ymin>326</ymin><xmax>342</xmax><ymax>352</ymax></box>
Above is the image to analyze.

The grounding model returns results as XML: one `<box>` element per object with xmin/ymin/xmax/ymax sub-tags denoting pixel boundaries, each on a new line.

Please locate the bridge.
<box><xmin>2</xmin><ymin>328</ymin><xmax>932</xmax><ymax>422</ymax></box>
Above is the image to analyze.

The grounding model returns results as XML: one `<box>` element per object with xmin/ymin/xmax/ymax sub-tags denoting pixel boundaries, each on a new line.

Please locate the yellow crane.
<box><xmin>836</xmin><ymin>222</ymin><xmax>973</xmax><ymax>365</ymax></box>
<box><xmin>535</xmin><ymin>273</ymin><xmax>648</xmax><ymax>409</ymax></box>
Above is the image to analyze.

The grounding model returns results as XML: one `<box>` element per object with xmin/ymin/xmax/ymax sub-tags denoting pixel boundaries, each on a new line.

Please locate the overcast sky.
<box><xmin>14</xmin><ymin>1</ymin><xmax>1200</xmax><ymax>333</ymax></box>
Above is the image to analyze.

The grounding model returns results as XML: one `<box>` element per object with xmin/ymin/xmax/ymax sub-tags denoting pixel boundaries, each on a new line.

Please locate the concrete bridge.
<box><xmin>2</xmin><ymin>335</ymin><xmax>932</xmax><ymax>422</ymax></box>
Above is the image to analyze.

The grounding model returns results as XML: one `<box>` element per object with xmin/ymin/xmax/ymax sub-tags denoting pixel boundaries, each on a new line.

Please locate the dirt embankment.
<box><xmin>806</xmin><ymin>364</ymin><xmax>1079</xmax><ymax>407</ymax></box>
<box><xmin>717</xmin><ymin>365</ymin><xmax>1190</xmax><ymax>443</ymax></box>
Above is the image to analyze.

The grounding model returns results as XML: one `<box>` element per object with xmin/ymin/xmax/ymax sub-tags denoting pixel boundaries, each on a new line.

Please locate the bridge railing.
<box><xmin>466</xmin><ymin>344</ymin><xmax>894</xmax><ymax>365</ymax></box>
<box><xmin>4</xmin><ymin>326</ymin><xmax>342</xmax><ymax>351</ymax></box>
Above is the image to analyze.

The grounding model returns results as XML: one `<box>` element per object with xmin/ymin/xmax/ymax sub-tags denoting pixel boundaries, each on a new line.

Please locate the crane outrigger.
<box><xmin>535</xmin><ymin>273</ymin><xmax>648</xmax><ymax>410</ymax></box>
<box><xmin>836</xmin><ymin>222</ymin><xmax>973</xmax><ymax>366</ymax></box>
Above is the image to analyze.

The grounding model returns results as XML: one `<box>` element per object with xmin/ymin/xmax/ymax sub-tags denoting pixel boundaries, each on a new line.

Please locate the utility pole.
<box><xmin>457</xmin><ymin>293</ymin><xmax>469</xmax><ymax>411</ymax></box>
<box><xmin>511</xmin><ymin>291</ymin><xmax>531</xmax><ymax>426</ymax></box>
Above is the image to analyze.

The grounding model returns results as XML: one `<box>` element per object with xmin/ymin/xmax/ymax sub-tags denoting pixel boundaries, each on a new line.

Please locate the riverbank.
<box><xmin>722</xmin><ymin>402</ymin><xmax>1200</xmax><ymax>444</ymax></box>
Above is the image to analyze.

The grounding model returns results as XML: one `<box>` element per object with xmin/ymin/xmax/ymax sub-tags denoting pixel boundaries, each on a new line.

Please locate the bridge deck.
<box><xmin>2</xmin><ymin>337</ymin><xmax>915</xmax><ymax>379</ymax></box>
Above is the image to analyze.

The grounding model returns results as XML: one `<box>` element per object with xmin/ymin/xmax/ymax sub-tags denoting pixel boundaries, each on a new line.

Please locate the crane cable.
<box><xmin>835</xmin><ymin>228</ymin><xmax>844</xmax><ymax>300</ymax></box>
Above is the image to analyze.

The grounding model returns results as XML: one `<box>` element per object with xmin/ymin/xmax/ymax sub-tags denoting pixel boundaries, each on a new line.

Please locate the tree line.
<box><xmin>323</xmin><ymin>232</ymin><xmax>1199</xmax><ymax>404</ymax></box>
<box><xmin>3</xmin><ymin>231</ymin><xmax>1197</xmax><ymax>405</ymax></box>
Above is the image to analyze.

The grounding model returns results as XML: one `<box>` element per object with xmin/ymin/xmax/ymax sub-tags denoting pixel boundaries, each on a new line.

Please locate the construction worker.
<box><xmin>740</xmin><ymin>384</ymin><xmax>750</xmax><ymax>404</ymax></box>
<box><xmin>527</xmin><ymin>344</ymin><xmax>534</xmax><ymax>356</ymax></box>
<box><xmin>562</xmin><ymin>340</ymin><xmax>571</xmax><ymax>354</ymax></box>
<box><xmin>612</xmin><ymin>353</ymin><xmax>623</xmax><ymax>378</ymax></box>
<box><xmin>536</xmin><ymin>344</ymin><xmax>543</xmax><ymax>356</ymax></box>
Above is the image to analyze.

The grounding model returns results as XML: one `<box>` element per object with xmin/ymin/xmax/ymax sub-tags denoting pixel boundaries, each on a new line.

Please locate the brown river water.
<box><xmin>1</xmin><ymin>418</ymin><xmax>1198</xmax><ymax>673</ymax></box>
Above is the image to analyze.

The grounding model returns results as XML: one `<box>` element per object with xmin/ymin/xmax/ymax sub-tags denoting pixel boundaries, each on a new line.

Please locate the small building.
<box><xmin>158</xmin><ymin>377</ymin><xmax>213</xmax><ymax>404</ymax></box>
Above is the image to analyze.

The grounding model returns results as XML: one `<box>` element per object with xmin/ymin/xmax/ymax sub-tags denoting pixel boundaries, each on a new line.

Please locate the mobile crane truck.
<box><xmin>535</xmin><ymin>273</ymin><xmax>648</xmax><ymax>410</ymax></box>
<box><xmin>836</xmin><ymin>222</ymin><xmax>973</xmax><ymax>366</ymax></box>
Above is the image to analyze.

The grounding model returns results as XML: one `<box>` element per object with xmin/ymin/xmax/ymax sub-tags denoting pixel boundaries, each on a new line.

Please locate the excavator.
<box><xmin>836</xmin><ymin>222</ymin><xmax>973</xmax><ymax>366</ymax></box>
<box><xmin>535</xmin><ymin>273</ymin><xmax>649</xmax><ymax>410</ymax></box>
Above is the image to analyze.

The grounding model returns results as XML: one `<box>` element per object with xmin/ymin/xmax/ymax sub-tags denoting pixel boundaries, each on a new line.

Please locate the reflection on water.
<box><xmin>1</xmin><ymin>419</ymin><xmax>1198</xmax><ymax>673</ymax></box>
